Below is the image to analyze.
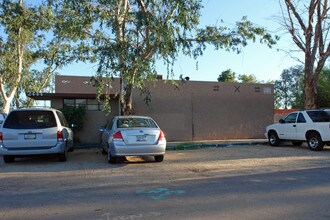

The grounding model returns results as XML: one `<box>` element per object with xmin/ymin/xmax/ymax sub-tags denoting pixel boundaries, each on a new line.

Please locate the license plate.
<box><xmin>24</xmin><ymin>134</ymin><xmax>36</xmax><ymax>140</ymax></box>
<box><xmin>136</xmin><ymin>135</ymin><xmax>147</xmax><ymax>142</ymax></box>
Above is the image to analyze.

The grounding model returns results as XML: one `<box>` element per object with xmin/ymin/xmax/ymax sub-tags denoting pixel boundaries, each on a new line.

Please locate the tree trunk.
<box><xmin>115</xmin><ymin>0</ymin><xmax>129</xmax><ymax>115</ymax></box>
<box><xmin>304</xmin><ymin>78</ymin><xmax>317</xmax><ymax>109</ymax></box>
<box><xmin>123</xmin><ymin>84</ymin><xmax>133</xmax><ymax>115</ymax></box>
<box><xmin>283</xmin><ymin>0</ymin><xmax>330</xmax><ymax>110</ymax></box>
<box><xmin>2</xmin><ymin>95</ymin><xmax>13</xmax><ymax>114</ymax></box>
<box><xmin>0</xmin><ymin>0</ymin><xmax>23</xmax><ymax>114</ymax></box>
<box><xmin>304</xmin><ymin>64</ymin><xmax>317</xmax><ymax>109</ymax></box>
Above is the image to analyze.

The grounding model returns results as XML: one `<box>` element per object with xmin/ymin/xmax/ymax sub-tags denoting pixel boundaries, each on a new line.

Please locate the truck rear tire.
<box><xmin>307</xmin><ymin>133</ymin><xmax>324</xmax><ymax>151</ymax></box>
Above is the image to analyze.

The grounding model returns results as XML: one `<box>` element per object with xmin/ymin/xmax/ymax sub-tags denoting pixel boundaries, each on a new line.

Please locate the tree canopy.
<box><xmin>316</xmin><ymin>68</ymin><xmax>330</xmax><ymax>108</ymax></box>
<box><xmin>0</xmin><ymin>0</ymin><xmax>277</xmax><ymax>114</ymax></box>
<box><xmin>0</xmin><ymin>0</ymin><xmax>56</xmax><ymax>113</ymax></box>
<box><xmin>51</xmin><ymin>0</ymin><xmax>277</xmax><ymax>115</ymax></box>
<box><xmin>217</xmin><ymin>69</ymin><xmax>237</xmax><ymax>83</ymax></box>
<box><xmin>281</xmin><ymin>0</ymin><xmax>330</xmax><ymax>109</ymax></box>
<box><xmin>274</xmin><ymin>65</ymin><xmax>330</xmax><ymax>109</ymax></box>
<box><xmin>217</xmin><ymin>69</ymin><xmax>260</xmax><ymax>83</ymax></box>
<box><xmin>274</xmin><ymin>66</ymin><xmax>304</xmax><ymax>109</ymax></box>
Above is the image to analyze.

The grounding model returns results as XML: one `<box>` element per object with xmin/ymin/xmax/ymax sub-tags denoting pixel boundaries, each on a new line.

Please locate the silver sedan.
<box><xmin>100</xmin><ymin>116</ymin><xmax>166</xmax><ymax>163</ymax></box>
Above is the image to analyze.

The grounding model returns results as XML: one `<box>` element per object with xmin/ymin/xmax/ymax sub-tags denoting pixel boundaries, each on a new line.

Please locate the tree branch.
<box><xmin>285</xmin><ymin>0</ymin><xmax>307</xmax><ymax>51</ymax></box>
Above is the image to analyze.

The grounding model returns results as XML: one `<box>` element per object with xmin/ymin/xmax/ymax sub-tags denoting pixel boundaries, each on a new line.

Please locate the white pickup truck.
<box><xmin>265</xmin><ymin>110</ymin><xmax>330</xmax><ymax>151</ymax></box>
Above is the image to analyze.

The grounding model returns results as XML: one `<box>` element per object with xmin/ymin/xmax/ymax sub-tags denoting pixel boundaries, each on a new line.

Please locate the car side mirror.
<box><xmin>279</xmin><ymin>119</ymin><xmax>285</xmax><ymax>124</ymax></box>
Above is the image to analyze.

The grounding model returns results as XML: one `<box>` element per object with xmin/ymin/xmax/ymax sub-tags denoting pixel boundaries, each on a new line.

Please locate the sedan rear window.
<box><xmin>307</xmin><ymin>111</ymin><xmax>330</xmax><ymax>122</ymax></box>
<box><xmin>117</xmin><ymin>118</ymin><xmax>158</xmax><ymax>128</ymax></box>
<box><xmin>3</xmin><ymin>110</ymin><xmax>57</xmax><ymax>129</ymax></box>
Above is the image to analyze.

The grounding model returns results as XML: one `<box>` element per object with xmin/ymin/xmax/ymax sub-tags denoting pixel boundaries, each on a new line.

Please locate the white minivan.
<box><xmin>0</xmin><ymin>108</ymin><xmax>73</xmax><ymax>163</ymax></box>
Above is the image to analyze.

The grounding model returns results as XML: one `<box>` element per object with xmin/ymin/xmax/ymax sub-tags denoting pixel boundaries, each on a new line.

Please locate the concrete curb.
<box><xmin>166</xmin><ymin>140</ymin><xmax>268</xmax><ymax>151</ymax></box>
<box><xmin>74</xmin><ymin>139</ymin><xmax>268</xmax><ymax>150</ymax></box>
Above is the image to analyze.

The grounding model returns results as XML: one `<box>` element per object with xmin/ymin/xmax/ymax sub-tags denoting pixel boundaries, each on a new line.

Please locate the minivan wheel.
<box><xmin>102</xmin><ymin>148</ymin><xmax>107</xmax><ymax>155</ymax></box>
<box><xmin>155</xmin><ymin>155</ymin><xmax>164</xmax><ymax>162</ymax></box>
<box><xmin>307</xmin><ymin>133</ymin><xmax>324</xmax><ymax>151</ymax></box>
<box><xmin>3</xmin><ymin>155</ymin><xmax>15</xmax><ymax>163</ymax></box>
<box><xmin>58</xmin><ymin>150</ymin><xmax>68</xmax><ymax>162</ymax></box>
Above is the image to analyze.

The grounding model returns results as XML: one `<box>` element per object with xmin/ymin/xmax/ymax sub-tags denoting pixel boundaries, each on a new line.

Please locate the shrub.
<box><xmin>60</xmin><ymin>106</ymin><xmax>86</xmax><ymax>132</ymax></box>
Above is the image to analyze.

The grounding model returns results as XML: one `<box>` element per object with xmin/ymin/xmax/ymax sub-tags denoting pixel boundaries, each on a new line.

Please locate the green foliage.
<box><xmin>316</xmin><ymin>69</ymin><xmax>330</xmax><ymax>108</ymax></box>
<box><xmin>282</xmin><ymin>0</ymin><xmax>330</xmax><ymax>109</ymax></box>
<box><xmin>51</xmin><ymin>0</ymin><xmax>277</xmax><ymax>115</ymax></box>
<box><xmin>238</xmin><ymin>74</ymin><xmax>258</xmax><ymax>83</ymax></box>
<box><xmin>275</xmin><ymin>66</ymin><xmax>330</xmax><ymax>109</ymax></box>
<box><xmin>274</xmin><ymin>66</ymin><xmax>304</xmax><ymax>109</ymax></box>
<box><xmin>60</xmin><ymin>106</ymin><xmax>86</xmax><ymax>132</ymax></box>
<box><xmin>0</xmin><ymin>0</ymin><xmax>57</xmax><ymax>112</ymax></box>
<box><xmin>218</xmin><ymin>69</ymin><xmax>237</xmax><ymax>82</ymax></box>
<box><xmin>218</xmin><ymin>69</ymin><xmax>260</xmax><ymax>83</ymax></box>
<box><xmin>193</xmin><ymin>16</ymin><xmax>278</xmax><ymax>57</ymax></box>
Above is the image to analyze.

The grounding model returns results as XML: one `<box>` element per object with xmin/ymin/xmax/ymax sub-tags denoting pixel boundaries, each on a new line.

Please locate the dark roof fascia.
<box><xmin>26</xmin><ymin>92</ymin><xmax>118</xmax><ymax>100</ymax></box>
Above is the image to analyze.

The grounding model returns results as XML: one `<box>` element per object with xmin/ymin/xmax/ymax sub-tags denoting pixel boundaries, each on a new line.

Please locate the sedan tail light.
<box><xmin>113</xmin><ymin>131</ymin><xmax>123</xmax><ymax>140</ymax></box>
<box><xmin>158</xmin><ymin>131</ymin><xmax>165</xmax><ymax>141</ymax></box>
<box><xmin>57</xmin><ymin>131</ymin><xmax>64</xmax><ymax>142</ymax></box>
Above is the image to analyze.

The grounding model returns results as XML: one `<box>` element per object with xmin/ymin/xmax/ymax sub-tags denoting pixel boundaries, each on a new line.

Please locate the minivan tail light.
<box><xmin>158</xmin><ymin>131</ymin><xmax>165</xmax><ymax>141</ymax></box>
<box><xmin>57</xmin><ymin>131</ymin><xmax>64</xmax><ymax>142</ymax></box>
<box><xmin>0</xmin><ymin>132</ymin><xmax>3</xmax><ymax>143</ymax></box>
<box><xmin>113</xmin><ymin>131</ymin><xmax>123</xmax><ymax>140</ymax></box>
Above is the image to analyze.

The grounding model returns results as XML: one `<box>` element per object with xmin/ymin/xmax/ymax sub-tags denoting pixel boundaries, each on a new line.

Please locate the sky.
<box><xmin>56</xmin><ymin>0</ymin><xmax>304</xmax><ymax>82</ymax></box>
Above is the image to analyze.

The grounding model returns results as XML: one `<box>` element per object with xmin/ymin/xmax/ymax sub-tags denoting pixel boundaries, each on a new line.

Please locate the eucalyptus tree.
<box><xmin>281</xmin><ymin>0</ymin><xmax>330</xmax><ymax>109</ymax></box>
<box><xmin>53</xmin><ymin>0</ymin><xmax>276</xmax><ymax>115</ymax></box>
<box><xmin>0</xmin><ymin>0</ymin><xmax>55</xmax><ymax>113</ymax></box>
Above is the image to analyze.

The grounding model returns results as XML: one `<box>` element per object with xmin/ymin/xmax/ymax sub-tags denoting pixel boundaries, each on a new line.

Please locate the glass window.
<box><xmin>284</xmin><ymin>113</ymin><xmax>297</xmax><ymax>123</ymax></box>
<box><xmin>76</xmin><ymin>99</ymin><xmax>86</xmax><ymax>108</ymax></box>
<box><xmin>64</xmin><ymin>99</ymin><xmax>75</xmax><ymax>108</ymax></box>
<box><xmin>4</xmin><ymin>110</ymin><xmax>57</xmax><ymax>129</ymax></box>
<box><xmin>307</xmin><ymin>111</ymin><xmax>330</xmax><ymax>122</ymax></box>
<box><xmin>63</xmin><ymin>98</ymin><xmax>103</xmax><ymax>111</ymax></box>
<box><xmin>87</xmin><ymin>99</ymin><xmax>99</xmax><ymax>110</ymax></box>
<box><xmin>56</xmin><ymin>111</ymin><xmax>69</xmax><ymax>127</ymax></box>
<box><xmin>117</xmin><ymin>118</ymin><xmax>158</xmax><ymax>128</ymax></box>
<box><xmin>107</xmin><ymin>118</ymin><xmax>115</xmax><ymax>130</ymax></box>
<box><xmin>297</xmin><ymin>113</ymin><xmax>306</xmax><ymax>123</ymax></box>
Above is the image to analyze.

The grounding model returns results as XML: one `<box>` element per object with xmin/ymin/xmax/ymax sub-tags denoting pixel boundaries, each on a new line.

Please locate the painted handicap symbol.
<box><xmin>136</xmin><ymin>188</ymin><xmax>186</xmax><ymax>200</ymax></box>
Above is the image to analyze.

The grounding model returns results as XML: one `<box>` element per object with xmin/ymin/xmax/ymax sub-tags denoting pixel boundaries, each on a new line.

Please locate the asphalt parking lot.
<box><xmin>1</xmin><ymin>144</ymin><xmax>330</xmax><ymax>220</ymax></box>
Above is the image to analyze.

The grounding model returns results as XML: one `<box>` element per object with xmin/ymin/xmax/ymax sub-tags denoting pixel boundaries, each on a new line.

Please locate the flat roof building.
<box><xmin>28</xmin><ymin>75</ymin><xmax>274</xmax><ymax>144</ymax></box>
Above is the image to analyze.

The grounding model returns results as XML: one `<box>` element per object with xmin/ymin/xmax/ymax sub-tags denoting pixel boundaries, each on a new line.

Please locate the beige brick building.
<box><xmin>28</xmin><ymin>75</ymin><xmax>274</xmax><ymax>143</ymax></box>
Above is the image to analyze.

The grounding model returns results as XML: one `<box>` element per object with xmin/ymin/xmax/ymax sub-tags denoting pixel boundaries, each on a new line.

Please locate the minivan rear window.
<box><xmin>3</xmin><ymin>110</ymin><xmax>57</xmax><ymax>129</ymax></box>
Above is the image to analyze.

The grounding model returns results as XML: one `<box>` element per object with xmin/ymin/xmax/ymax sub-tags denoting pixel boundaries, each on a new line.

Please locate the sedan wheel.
<box><xmin>58</xmin><ymin>149</ymin><xmax>68</xmax><ymax>162</ymax></box>
<box><xmin>3</xmin><ymin>155</ymin><xmax>15</xmax><ymax>163</ymax></box>
<box><xmin>155</xmin><ymin>155</ymin><xmax>164</xmax><ymax>162</ymax></box>
<box><xmin>108</xmin><ymin>152</ymin><xmax>117</xmax><ymax>164</ymax></box>
<box><xmin>307</xmin><ymin>133</ymin><xmax>324</xmax><ymax>151</ymax></box>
